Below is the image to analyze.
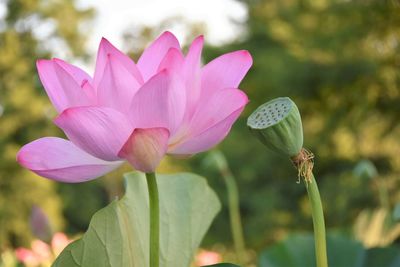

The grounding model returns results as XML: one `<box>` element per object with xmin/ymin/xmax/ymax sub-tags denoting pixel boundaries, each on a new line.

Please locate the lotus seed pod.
<box><xmin>247</xmin><ymin>97</ymin><xmax>303</xmax><ymax>157</ymax></box>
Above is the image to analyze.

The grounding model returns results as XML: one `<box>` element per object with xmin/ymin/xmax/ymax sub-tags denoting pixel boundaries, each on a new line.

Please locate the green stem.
<box><xmin>146</xmin><ymin>172</ymin><xmax>159</xmax><ymax>267</ymax></box>
<box><xmin>306</xmin><ymin>173</ymin><xmax>328</xmax><ymax>267</ymax></box>
<box><xmin>221</xmin><ymin>168</ymin><xmax>246</xmax><ymax>264</ymax></box>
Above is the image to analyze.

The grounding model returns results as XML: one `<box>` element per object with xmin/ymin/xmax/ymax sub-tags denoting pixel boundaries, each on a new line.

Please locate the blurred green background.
<box><xmin>1</xmin><ymin>0</ymin><xmax>400</xmax><ymax>264</ymax></box>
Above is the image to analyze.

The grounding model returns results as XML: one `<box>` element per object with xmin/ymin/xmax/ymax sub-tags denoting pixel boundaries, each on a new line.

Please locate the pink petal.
<box><xmin>157</xmin><ymin>47</ymin><xmax>185</xmax><ymax>74</ymax></box>
<box><xmin>129</xmin><ymin>70</ymin><xmax>185</xmax><ymax>135</ymax></box>
<box><xmin>52</xmin><ymin>58</ymin><xmax>92</xmax><ymax>85</ymax></box>
<box><xmin>80</xmin><ymin>79</ymin><xmax>97</xmax><ymax>104</ymax></box>
<box><xmin>54</xmin><ymin>107</ymin><xmax>133</xmax><ymax>161</ymax></box>
<box><xmin>118</xmin><ymin>128</ymin><xmax>169</xmax><ymax>173</ymax></box>
<box><xmin>182</xmin><ymin>35</ymin><xmax>204</xmax><ymax>121</ymax></box>
<box><xmin>169</xmin><ymin>88</ymin><xmax>248</xmax><ymax>154</ymax></box>
<box><xmin>137</xmin><ymin>31</ymin><xmax>180</xmax><ymax>81</ymax></box>
<box><xmin>17</xmin><ymin>137</ymin><xmax>121</xmax><ymax>183</ymax></box>
<box><xmin>97</xmin><ymin>54</ymin><xmax>141</xmax><ymax>113</ymax></box>
<box><xmin>170</xmin><ymin>109</ymin><xmax>244</xmax><ymax>154</ymax></box>
<box><xmin>37</xmin><ymin>59</ymin><xmax>93</xmax><ymax>112</ymax></box>
<box><xmin>94</xmin><ymin>37</ymin><xmax>143</xmax><ymax>86</ymax></box>
<box><xmin>190</xmin><ymin>88</ymin><xmax>248</xmax><ymax>134</ymax></box>
<box><xmin>201</xmin><ymin>50</ymin><xmax>252</xmax><ymax>95</ymax></box>
<box><xmin>185</xmin><ymin>35</ymin><xmax>204</xmax><ymax>67</ymax></box>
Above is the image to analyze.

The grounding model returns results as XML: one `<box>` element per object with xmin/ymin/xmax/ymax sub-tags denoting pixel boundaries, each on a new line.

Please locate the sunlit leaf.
<box><xmin>53</xmin><ymin>172</ymin><xmax>221</xmax><ymax>267</ymax></box>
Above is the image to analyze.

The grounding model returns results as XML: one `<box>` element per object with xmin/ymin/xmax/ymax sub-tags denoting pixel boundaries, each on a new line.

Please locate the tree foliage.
<box><xmin>0</xmin><ymin>0</ymin><xmax>93</xmax><ymax>247</ymax></box>
<box><xmin>196</xmin><ymin>0</ymin><xmax>400</xmax><ymax>248</ymax></box>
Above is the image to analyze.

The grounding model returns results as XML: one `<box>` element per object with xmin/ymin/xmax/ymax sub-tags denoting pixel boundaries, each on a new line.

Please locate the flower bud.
<box><xmin>30</xmin><ymin>205</ymin><xmax>52</xmax><ymax>243</ymax></box>
<box><xmin>353</xmin><ymin>159</ymin><xmax>378</xmax><ymax>180</ymax></box>
<box><xmin>247</xmin><ymin>97</ymin><xmax>303</xmax><ymax>157</ymax></box>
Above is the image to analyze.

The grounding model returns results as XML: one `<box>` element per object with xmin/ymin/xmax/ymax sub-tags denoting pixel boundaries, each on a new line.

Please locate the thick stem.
<box><xmin>146</xmin><ymin>172</ymin><xmax>159</xmax><ymax>267</ymax></box>
<box><xmin>221</xmin><ymin>168</ymin><xmax>246</xmax><ymax>264</ymax></box>
<box><xmin>306</xmin><ymin>173</ymin><xmax>328</xmax><ymax>267</ymax></box>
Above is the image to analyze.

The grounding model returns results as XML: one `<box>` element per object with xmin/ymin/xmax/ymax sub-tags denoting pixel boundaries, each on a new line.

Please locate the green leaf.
<box><xmin>259</xmin><ymin>234</ymin><xmax>315</xmax><ymax>267</ymax></box>
<box><xmin>201</xmin><ymin>264</ymin><xmax>241</xmax><ymax>267</ymax></box>
<box><xmin>259</xmin><ymin>233</ymin><xmax>400</xmax><ymax>267</ymax></box>
<box><xmin>53</xmin><ymin>172</ymin><xmax>221</xmax><ymax>267</ymax></box>
<box><xmin>364</xmin><ymin>247</ymin><xmax>400</xmax><ymax>267</ymax></box>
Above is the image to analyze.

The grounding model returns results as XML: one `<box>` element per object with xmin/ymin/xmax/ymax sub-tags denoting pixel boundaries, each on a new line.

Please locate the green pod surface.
<box><xmin>247</xmin><ymin>97</ymin><xmax>303</xmax><ymax>157</ymax></box>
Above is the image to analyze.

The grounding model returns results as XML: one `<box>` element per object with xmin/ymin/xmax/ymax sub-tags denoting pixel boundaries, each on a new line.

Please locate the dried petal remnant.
<box><xmin>291</xmin><ymin>148</ymin><xmax>314</xmax><ymax>184</ymax></box>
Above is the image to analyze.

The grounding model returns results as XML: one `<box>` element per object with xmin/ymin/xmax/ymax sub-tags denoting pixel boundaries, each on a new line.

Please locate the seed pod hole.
<box><xmin>248</xmin><ymin>98</ymin><xmax>292</xmax><ymax>129</ymax></box>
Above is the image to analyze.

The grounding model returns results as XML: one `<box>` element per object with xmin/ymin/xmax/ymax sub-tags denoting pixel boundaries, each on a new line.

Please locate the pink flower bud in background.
<box><xmin>31</xmin><ymin>240</ymin><xmax>52</xmax><ymax>262</ymax></box>
<box><xmin>15</xmin><ymin>248</ymin><xmax>40</xmax><ymax>266</ymax></box>
<box><xmin>14</xmin><ymin>232</ymin><xmax>72</xmax><ymax>266</ymax></box>
<box><xmin>51</xmin><ymin>232</ymin><xmax>71</xmax><ymax>256</ymax></box>
<box><xmin>30</xmin><ymin>205</ymin><xmax>52</xmax><ymax>242</ymax></box>
<box><xmin>195</xmin><ymin>249</ymin><xmax>222</xmax><ymax>266</ymax></box>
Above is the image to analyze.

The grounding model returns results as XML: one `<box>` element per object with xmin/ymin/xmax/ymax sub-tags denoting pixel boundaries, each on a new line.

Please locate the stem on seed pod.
<box><xmin>247</xmin><ymin>97</ymin><xmax>329</xmax><ymax>267</ymax></box>
<box><xmin>292</xmin><ymin>148</ymin><xmax>328</xmax><ymax>267</ymax></box>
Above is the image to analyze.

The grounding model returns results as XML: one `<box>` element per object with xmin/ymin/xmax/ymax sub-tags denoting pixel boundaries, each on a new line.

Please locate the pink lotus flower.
<box><xmin>17</xmin><ymin>31</ymin><xmax>252</xmax><ymax>181</ymax></box>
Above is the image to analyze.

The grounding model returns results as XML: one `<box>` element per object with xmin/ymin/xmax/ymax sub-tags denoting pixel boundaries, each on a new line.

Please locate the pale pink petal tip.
<box><xmin>137</xmin><ymin>31</ymin><xmax>181</xmax><ymax>81</ymax></box>
<box><xmin>94</xmin><ymin>37</ymin><xmax>144</xmax><ymax>86</ymax></box>
<box><xmin>36</xmin><ymin>59</ymin><xmax>93</xmax><ymax>112</ymax></box>
<box><xmin>118</xmin><ymin>128</ymin><xmax>170</xmax><ymax>173</ymax></box>
<box><xmin>98</xmin><ymin>37</ymin><xmax>119</xmax><ymax>53</ymax></box>
<box><xmin>100</xmin><ymin>37</ymin><xmax>110</xmax><ymax>44</ymax></box>
<box><xmin>200</xmin><ymin>49</ymin><xmax>253</xmax><ymax>97</ymax></box>
<box><xmin>160</xmin><ymin>30</ymin><xmax>177</xmax><ymax>39</ymax></box>
<box><xmin>196</xmin><ymin>34</ymin><xmax>204</xmax><ymax>41</ymax></box>
<box><xmin>186</xmin><ymin>35</ymin><xmax>204</xmax><ymax>60</ymax></box>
